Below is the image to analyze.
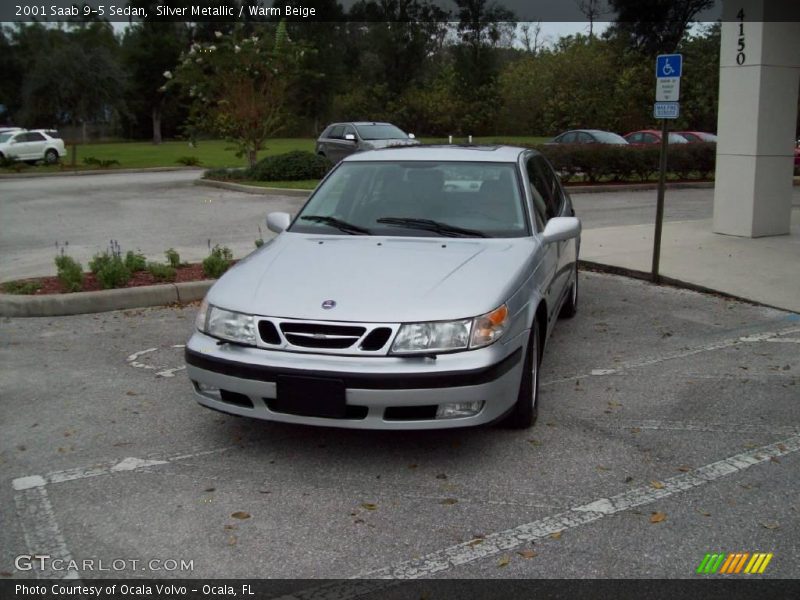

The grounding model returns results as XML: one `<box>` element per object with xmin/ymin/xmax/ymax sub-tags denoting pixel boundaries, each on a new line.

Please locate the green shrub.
<box><xmin>202</xmin><ymin>245</ymin><xmax>233</xmax><ymax>279</ymax></box>
<box><xmin>177</xmin><ymin>156</ymin><xmax>201</xmax><ymax>166</ymax></box>
<box><xmin>90</xmin><ymin>249</ymin><xmax>131</xmax><ymax>289</ymax></box>
<box><xmin>247</xmin><ymin>151</ymin><xmax>332</xmax><ymax>182</ymax></box>
<box><xmin>147</xmin><ymin>261</ymin><xmax>177</xmax><ymax>281</ymax></box>
<box><xmin>54</xmin><ymin>255</ymin><xmax>84</xmax><ymax>292</ymax></box>
<box><xmin>83</xmin><ymin>157</ymin><xmax>120</xmax><ymax>168</ymax></box>
<box><xmin>124</xmin><ymin>250</ymin><xmax>147</xmax><ymax>272</ymax></box>
<box><xmin>3</xmin><ymin>280</ymin><xmax>42</xmax><ymax>295</ymax></box>
<box><xmin>165</xmin><ymin>248</ymin><xmax>182</xmax><ymax>268</ymax></box>
<box><xmin>204</xmin><ymin>167</ymin><xmax>247</xmax><ymax>181</ymax></box>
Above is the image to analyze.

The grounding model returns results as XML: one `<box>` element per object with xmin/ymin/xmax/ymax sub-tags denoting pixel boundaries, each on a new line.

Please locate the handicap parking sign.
<box><xmin>656</xmin><ymin>54</ymin><xmax>682</xmax><ymax>78</ymax></box>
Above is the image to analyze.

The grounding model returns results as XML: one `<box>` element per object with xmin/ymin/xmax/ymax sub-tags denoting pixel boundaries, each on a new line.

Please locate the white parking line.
<box><xmin>276</xmin><ymin>433</ymin><xmax>800</xmax><ymax>599</ymax></box>
<box><xmin>543</xmin><ymin>324</ymin><xmax>800</xmax><ymax>385</ymax></box>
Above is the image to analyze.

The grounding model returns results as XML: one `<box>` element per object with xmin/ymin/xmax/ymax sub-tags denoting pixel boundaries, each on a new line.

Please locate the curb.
<box><xmin>196</xmin><ymin>178</ymin><xmax>313</xmax><ymax>197</ymax></box>
<box><xmin>0</xmin><ymin>166</ymin><xmax>204</xmax><ymax>180</ymax></box>
<box><xmin>0</xmin><ymin>280</ymin><xmax>213</xmax><ymax>318</ymax></box>
<box><xmin>578</xmin><ymin>260</ymin><xmax>798</xmax><ymax>314</ymax></box>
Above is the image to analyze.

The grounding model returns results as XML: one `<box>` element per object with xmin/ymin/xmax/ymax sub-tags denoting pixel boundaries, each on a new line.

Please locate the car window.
<box><xmin>354</xmin><ymin>124</ymin><xmax>407</xmax><ymax>140</ymax></box>
<box><xmin>626</xmin><ymin>133</ymin><xmax>641</xmax><ymax>143</ymax></box>
<box><xmin>26</xmin><ymin>132</ymin><xmax>45</xmax><ymax>142</ymax></box>
<box><xmin>0</xmin><ymin>133</ymin><xmax>12</xmax><ymax>143</ymax></box>
<box><xmin>328</xmin><ymin>125</ymin><xmax>345</xmax><ymax>139</ymax></box>
<box><xmin>559</xmin><ymin>132</ymin><xmax>576</xmax><ymax>144</ymax></box>
<box><xmin>577</xmin><ymin>132</ymin><xmax>593</xmax><ymax>144</ymax></box>
<box><xmin>642</xmin><ymin>133</ymin><xmax>658</xmax><ymax>144</ymax></box>
<box><xmin>592</xmin><ymin>131</ymin><xmax>628</xmax><ymax>144</ymax></box>
<box><xmin>291</xmin><ymin>161</ymin><xmax>528</xmax><ymax>238</ymax></box>
<box><xmin>527</xmin><ymin>156</ymin><xmax>563</xmax><ymax>223</ymax></box>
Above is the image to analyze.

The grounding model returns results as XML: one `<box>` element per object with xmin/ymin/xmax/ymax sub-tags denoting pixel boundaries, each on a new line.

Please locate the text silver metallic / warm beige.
<box><xmin>185</xmin><ymin>145</ymin><xmax>581</xmax><ymax>429</ymax></box>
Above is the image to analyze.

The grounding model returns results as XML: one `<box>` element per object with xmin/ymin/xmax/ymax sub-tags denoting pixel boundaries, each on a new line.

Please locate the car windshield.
<box><xmin>0</xmin><ymin>133</ymin><xmax>13</xmax><ymax>143</ymax></box>
<box><xmin>291</xmin><ymin>161</ymin><xmax>528</xmax><ymax>238</ymax></box>
<box><xmin>354</xmin><ymin>124</ymin><xmax>408</xmax><ymax>140</ymax></box>
<box><xmin>591</xmin><ymin>131</ymin><xmax>628</xmax><ymax>144</ymax></box>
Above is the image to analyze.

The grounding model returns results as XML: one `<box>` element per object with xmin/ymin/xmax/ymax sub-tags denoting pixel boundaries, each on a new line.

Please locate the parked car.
<box><xmin>676</xmin><ymin>131</ymin><xmax>718</xmax><ymax>143</ymax></box>
<box><xmin>0</xmin><ymin>129</ymin><xmax>66</xmax><ymax>164</ymax></box>
<box><xmin>549</xmin><ymin>129</ymin><xmax>629</xmax><ymax>145</ymax></box>
<box><xmin>185</xmin><ymin>145</ymin><xmax>581</xmax><ymax>430</ymax></box>
<box><xmin>624</xmin><ymin>130</ymin><xmax>690</xmax><ymax>145</ymax></box>
<box><xmin>315</xmin><ymin>122</ymin><xmax>419</xmax><ymax>162</ymax></box>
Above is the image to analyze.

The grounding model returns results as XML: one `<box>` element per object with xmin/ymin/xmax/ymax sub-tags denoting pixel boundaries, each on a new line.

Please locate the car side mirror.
<box><xmin>266</xmin><ymin>212</ymin><xmax>292</xmax><ymax>234</ymax></box>
<box><xmin>542</xmin><ymin>217</ymin><xmax>581</xmax><ymax>243</ymax></box>
<box><xmin>344</xmin><ymin>134</ymin><xmax>356</xmax><ymax>142</ymax></box>
<box><xmin>408</xmin><ymin>133</ymin><xmax>416</xmax><ymax>139</ymax></box>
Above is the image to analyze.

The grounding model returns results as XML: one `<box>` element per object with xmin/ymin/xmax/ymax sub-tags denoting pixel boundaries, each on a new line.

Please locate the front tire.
<box><xmin>559</xmin><ymin>263</ymin><xmax>578</xmax><ymax>319</ymax></box>
<box><xmin>501</xmin><ymin>319</ymin><xmax>540</xmax><ymax>429</ymax></box>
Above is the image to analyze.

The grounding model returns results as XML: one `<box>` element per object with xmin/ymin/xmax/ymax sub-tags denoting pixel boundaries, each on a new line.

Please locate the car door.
<box><xmin>6</xmin><ymin>132</ymin><xmax>27</xmax><ymax>159</ymax></box>
<box><xmin>525</xmin><ymin>155</ymin><xmax>560</xmax><ymax>324</ymax></box>
<box><xmin>530</xmin><ymin>156</ymin><xmax>575</xmax><ymax>316</ymax></box>
<box><xmin>25</xmin><ymin>132</ymin><xmax>47</xmax><ymax>160</ymax></box>
<box><xmin>320</xmin><ymin>124</ymin><xmax>344</xmax><ymax>161</ymax></box>
<box><xmin>340</xmin><ymin>125</ymin><xmax>358</xmax><ymax>159</ymax></box>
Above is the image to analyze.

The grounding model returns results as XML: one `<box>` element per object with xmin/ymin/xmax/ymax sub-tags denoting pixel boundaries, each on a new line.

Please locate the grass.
<box><xmin>0</xmin><ymin>136</ymin><xmax>553</xmax><ymax>175</ymax></box>
<box><xmin>236</xmin><ymin>179</ymin><xmax>319</xmax><ymax>190</ymax></box>
<box><xmin>3</xmin><ymin>279</ymin><xmax>42</xmax><ymax>295</ymax></box>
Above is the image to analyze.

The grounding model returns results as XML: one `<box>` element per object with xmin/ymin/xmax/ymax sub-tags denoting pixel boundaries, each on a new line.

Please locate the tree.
<box><xmin>606</xmin><ymin>0</ymin><xmax>715</xmax><ymax>55</ymax></box>
<box><xmin>168</xmin><ymin>23</ymin><xmax>302</xmax><ymax>166</ymax></box>
<box><xmin>575</xmin><ymin>0</ymin><xmax>606</xmax><ymax>40</ymax></box>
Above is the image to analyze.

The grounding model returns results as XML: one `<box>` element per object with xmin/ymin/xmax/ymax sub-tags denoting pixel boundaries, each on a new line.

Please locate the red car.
<box><xmin>624</xmin><ymin>130</ymin><xmax>690</xmax><ymax>145</ymax></box>
<box><xmin>676</xmin><ymin>131</ymin><xmax>718</xmax><ymax>143</ymax></box>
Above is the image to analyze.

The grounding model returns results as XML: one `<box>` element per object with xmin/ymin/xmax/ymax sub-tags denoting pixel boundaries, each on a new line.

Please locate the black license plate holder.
<box><xmin>274</xmin><ymin>376</ymin><xmax>347</xmax><ymax>418</ymax></box>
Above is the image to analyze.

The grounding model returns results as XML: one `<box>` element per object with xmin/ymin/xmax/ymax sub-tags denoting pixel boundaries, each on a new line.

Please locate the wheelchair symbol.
<box><xmin>662</xmin><ymin>60</ymin><xmax>675</xmax><ymax>76</ymax></box>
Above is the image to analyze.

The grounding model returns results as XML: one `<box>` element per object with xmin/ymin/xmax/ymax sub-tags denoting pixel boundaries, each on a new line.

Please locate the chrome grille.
<box><xmin>256</xmin><ymin>318</ymin><xmax>398</xmax><ymax>355</ymax></box>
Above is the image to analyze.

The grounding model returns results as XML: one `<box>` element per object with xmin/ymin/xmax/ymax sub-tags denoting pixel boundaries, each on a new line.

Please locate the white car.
<box><xmin>0</xmin><ymin>129</ymin><xmax>66</xmax><ymax>164</ymax></box>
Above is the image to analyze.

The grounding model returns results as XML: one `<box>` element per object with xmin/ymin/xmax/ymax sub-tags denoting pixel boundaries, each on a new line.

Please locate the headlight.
<box><xmin>202</xmin><ymin>304</ymin><xmax>257</xmax><ymax>346</ymax></box>
<box><xmin>390</xmin><ymin>304</ymin><xmax>509</xmax><ymax>354</ymax></box>
<box><xmin>470</xmin><ymin>304</ymin><xmax>508</xmax><ymax>348</ymax></box>
<box><xmin>195</xmin><ymin>298</ymin><xmax>209</xmax><ymax>331</ymax></box>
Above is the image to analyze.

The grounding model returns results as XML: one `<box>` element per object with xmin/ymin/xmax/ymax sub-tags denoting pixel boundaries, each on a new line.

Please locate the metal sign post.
<box><xmin>651</xmin><ymin>54</ymin><xmax>682</xmax><ymax>283</ymax></box>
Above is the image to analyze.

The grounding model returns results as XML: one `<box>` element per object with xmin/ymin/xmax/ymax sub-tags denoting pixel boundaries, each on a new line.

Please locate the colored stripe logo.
<box><xmin>696</xmin><ymin>552</ymin><xmax>773</xmax><ymax>574</ymax></box>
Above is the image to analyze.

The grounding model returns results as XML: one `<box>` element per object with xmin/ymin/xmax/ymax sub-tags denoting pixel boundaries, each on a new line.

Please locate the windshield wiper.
<box><xmin>300</xmin><ymin>215</ymin><xmax>371</xmax><ymax>235</ymax></box>
<box><xmin>376</xmin><ymin>217</ymin><xmax>488</xmax><ymax>238</ymax></box>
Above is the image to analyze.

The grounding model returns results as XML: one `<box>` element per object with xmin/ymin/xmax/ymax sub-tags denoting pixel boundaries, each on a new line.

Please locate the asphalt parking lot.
<box><xmin>2</xmin><ymin>271</ymin><xmax>798</xmax><ymax>584</ymax></box>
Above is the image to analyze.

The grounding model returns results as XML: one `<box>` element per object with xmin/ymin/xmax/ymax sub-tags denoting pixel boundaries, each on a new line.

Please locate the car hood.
<box><xmin>207</xmin><ymin>233</ymin><xmax>537</xmax><ymax>322</ymax></box>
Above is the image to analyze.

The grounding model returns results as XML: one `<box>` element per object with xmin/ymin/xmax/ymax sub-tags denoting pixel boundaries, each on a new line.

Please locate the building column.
<box><xmin>713</xmin><ymin>0</ymin><xmax>800</xmax><ymax>238</ymax></box>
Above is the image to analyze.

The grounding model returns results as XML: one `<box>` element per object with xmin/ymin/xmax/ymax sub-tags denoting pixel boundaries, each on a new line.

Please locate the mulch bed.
<box><xmin>10</xmin><ymin>263</ymin><xmax>211</xmax><ymax>295</ymax></box>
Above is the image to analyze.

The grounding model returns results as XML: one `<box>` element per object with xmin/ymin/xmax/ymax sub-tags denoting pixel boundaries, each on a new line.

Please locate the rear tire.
<box><xmin>44</xmin><ymin>149</ymin><xmax>59</xmax><ymax>165</ymax></box>
<box><xmin>501</xmin><ymin>319</ymin><xmax>540</xmax><ymax>429</ymax></box>
<box><xmin>559</xmin><ymin>263</ymin><xmax>578</xmax><ymax>319</ymax></box>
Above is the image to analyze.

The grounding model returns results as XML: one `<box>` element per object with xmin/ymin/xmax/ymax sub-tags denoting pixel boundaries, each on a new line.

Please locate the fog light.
<box><xmin>435</xmin><ymin>401</ymin><xmax>484</xmax><ymax>419</ymax></box>
<box><xmin>194</xmin><ymin>381</ymin><xmax>220</xmax><ymax>397</ymax></box>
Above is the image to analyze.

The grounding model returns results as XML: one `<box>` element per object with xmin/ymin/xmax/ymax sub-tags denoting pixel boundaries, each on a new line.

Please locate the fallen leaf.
<box><xmin>204</xmin><ymin>487</ymin><xmax>216</xmax><ymax>492</ymax></box>
<box><xmin>596</xmin><ymin>465</ymin><xmax>610</xmax><ymax>471</ymax></box>
<box><xmin>777</xmin><ymin>444</ymin><xmax>787</xmax><ymax>452</ymax></box>
<box><xmin>126</xmin><ymin>391</ymin><xmax>137</xmax><ymax>396</ymax></box>
<box><xmin>549</xmin><ymin>531</ymin><xmax>562</xmax><ymax>540</ymax></box>
<box><xmin>0</xmin><ymin>571</ymin><xmax>12</xmax><ymax>577</ymax></box>
<box><xmin>518</xmin><ymin>549</ymin><xmax>537</xmax><ymax>559</ymax></box>
<box><xmin>436</xmin><ymin>473</ymin><xmax>448</xmax><ymax>480</ymax></box>
<box><xmin>744</xmin><ymin>442</ymin><xmax>757</xmax><ymax>449</ymax></box>
<box><xmin>231</xmin><ymin>511</ymin><xmax>251</xmax><ymax>520</ymax></box>
<box><xmin>630</xmin><ymin>427</ymin><xmax>641</xmax><ymax>434</ymax></box>
<box><xmin>227</xmin><ymin>535</ymin><xmax>237</xmax><ymax>546</ymax></box>
<box><xmin>677</xmin><ymin>465</ymin><xmax>691</xmax><ymax>472</ymax></box>
<box><xmin>527</xmin><ymin>439</ymin><xmax>542</xmax><ymax>446</ymax></box>
<box><xmin>361</xmin><ymin>503</ymin><xmax>378</xmax><ymax>511</ymax></box>
<box><xmin>353</xmin><ymin>518</ymin><xmax>365</xmax><ymax>524</ymax></box>
<box><xmin>468</xmin><ymin>539</ymin><xmax>484</xmax><ymax>547</ymax></box>
<box><xmin>408</xmin><ymin>464</ymin><xmax>418</xmax><ymax>469</ymax></box>
<box><xmin>760</xmin><ymin>521</ymin><xmax>779</xmax><ymax>530</ymax></box>
<box><xmin>769</xmin><ymin>456</ymin><xmax>780</xmax><ymax>464</ymax></box>
<box><xmin>259</xmin><ymin>490</ymin><xmax>271</xmax><ymax>494</ymax></box>
<box><xmin>224</xmin><ymin>524</ymin><xmax>237</xmax><ymax>530</ymax></box>
<box><xmin>440</xmin><ymin>498</ymin><xmax>458</xmax><ymax>505</ymax></box>
<box><xmin>650</xmin><ymin>512</ymin><xmax>667</xmax><ymax>523</ymax></box>
<box><xmin>498</xmin><ymin>555</ymin><xmax>510</xmax><ymax>567</ymax></box>
<box><xmin>624</xmin><ymin>476</ymin><xmax>634</xmax><ymax>483</ymax></box>
<box><xmin>650</xmin><ymin>480</ymin><xmax>665</xmax><ymax>489</ymax></box>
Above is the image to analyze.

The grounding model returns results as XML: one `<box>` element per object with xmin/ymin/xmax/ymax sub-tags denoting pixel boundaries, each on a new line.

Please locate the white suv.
<box><xmin>0</xmin><ymin>129</ymin><xmax>66</xmax><ymax>164</ymax></box>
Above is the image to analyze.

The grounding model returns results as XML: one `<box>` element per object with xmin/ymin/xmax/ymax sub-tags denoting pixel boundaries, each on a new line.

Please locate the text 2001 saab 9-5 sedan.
<box><xmin>185</xmin><ymin>145</ymin><xmax>581</xmax><ymax>430</ymax></box>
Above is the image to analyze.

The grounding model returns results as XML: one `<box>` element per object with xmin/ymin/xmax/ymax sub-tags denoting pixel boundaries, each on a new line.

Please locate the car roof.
<box><xmin>342</xmin><ymin>145</ymin><xmax>526</xmax><ymax>163</ymax></box>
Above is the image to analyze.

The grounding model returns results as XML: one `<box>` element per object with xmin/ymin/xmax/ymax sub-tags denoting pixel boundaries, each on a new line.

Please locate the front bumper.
<box><xmin>184</xmin><ymin>330</ymin><xmax>526</xmax><ymax>430</ymax></box>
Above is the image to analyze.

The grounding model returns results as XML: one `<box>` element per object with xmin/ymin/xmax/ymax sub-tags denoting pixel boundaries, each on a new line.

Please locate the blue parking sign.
<box><xmin>656</xmin><ymin>54</ymin><xmax>682</xmax><ymax>78</ymax></box>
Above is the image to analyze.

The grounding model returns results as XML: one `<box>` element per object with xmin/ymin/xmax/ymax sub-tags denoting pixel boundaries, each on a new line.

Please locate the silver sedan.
<box><xmin>185</xmin><ymin>145</ymin><xmax>581</xmax><ymax>429</ymax></box>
